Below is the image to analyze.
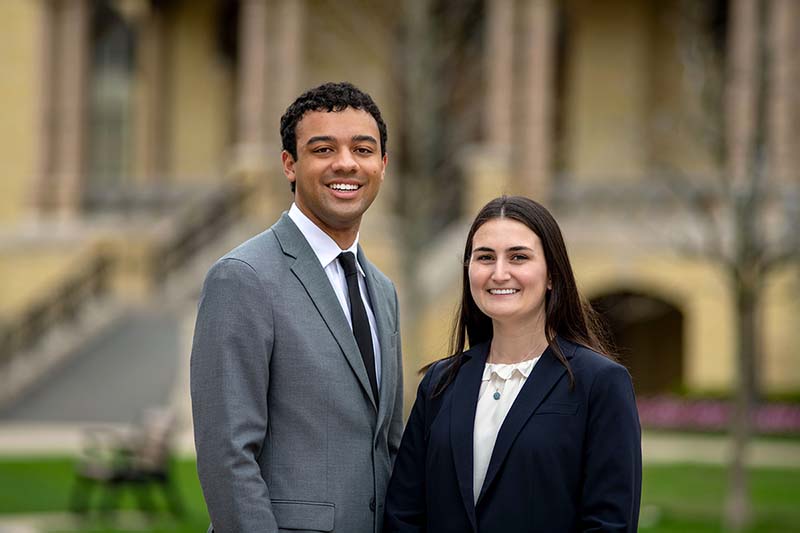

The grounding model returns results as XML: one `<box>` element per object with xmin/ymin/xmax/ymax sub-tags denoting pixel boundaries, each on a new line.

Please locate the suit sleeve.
<box><xmin>579</xmin><ymin>364</ymin><xmax>642</xmax><ymax>532</ymax></box>
<box><xmin>190</xmin><ymin>258</ymin><xmax>279</xmax><ymax>532</ymax></box>
<box><xmin>384</xmin><ymin>368</ymin><xmax>435</xmax><ymax>532</ymax></box>
<box><xmin>388</xmin><ymin>284</ymin><xmax>404</xmax><ymax>463</ymax></box>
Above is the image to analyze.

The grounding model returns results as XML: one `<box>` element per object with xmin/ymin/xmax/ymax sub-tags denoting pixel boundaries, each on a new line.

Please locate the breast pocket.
<box><xmin>535</xmin><ymin>401</ymin><xmax>579</xmax><ymax>415</ymax></box>
<box><xmin>272</xmin><ymin>500</ymin><xmax>335</xmax><ymax>532</ymax></box>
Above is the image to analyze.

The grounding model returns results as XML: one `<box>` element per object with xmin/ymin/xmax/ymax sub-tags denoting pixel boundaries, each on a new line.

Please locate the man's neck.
<box><xmin>324</xmin><ymin>227</ymin><xmax>359</xmax><ymax>250</ymax></box>
<box><xmin>290</xmin><ymin>203</ymin><xmax>360</xmax><ymax>250</ymax></box>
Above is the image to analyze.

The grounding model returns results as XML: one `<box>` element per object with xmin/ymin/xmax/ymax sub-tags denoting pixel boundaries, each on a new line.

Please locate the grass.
<box><xmin>0</xmin><ymin>458</ymin><xmax>799</xmax><ymax>532</ymax></box>
<box><xmin>639</xmin><ymin>464</ymin><xmax>800</xmax><ymax>533</ymax></box>
<box><xmin>0</xmin><ymin>457</ymin><xmax>209</xmax><ymax>532</ymax></box>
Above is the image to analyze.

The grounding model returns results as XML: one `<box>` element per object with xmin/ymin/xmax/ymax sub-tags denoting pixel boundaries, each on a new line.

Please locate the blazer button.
<box><xmin>369</xmin><ymin>497</ymin><xmax>376</xmax><ymax>512</ymax></box>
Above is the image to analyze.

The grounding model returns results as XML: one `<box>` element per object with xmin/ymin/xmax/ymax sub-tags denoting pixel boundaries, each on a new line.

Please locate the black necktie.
<box><xmin>338</xmin><ymin>252</ymin><xmax>379</xmax><ymax>406</ymax></box>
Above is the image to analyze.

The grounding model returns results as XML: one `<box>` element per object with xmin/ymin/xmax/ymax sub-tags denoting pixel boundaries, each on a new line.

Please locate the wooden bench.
<box><xmin>70</xmin><ymin>407</ymin><xmax>184</xmax><ymax>515</ymax></box>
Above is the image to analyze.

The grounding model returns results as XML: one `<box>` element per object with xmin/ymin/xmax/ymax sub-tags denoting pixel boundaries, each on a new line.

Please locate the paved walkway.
<box><xmin>0</xmin><ymin>308</ymin><xmax>182</xmax><ymax>424</ymax></box>
<box><xmin>1</xmin><ymin>423</ymin><xmax>798</xmax><ymax>466</ymax></box>
<box><xmin>0</xmin><ymin>511</ymin><xmax>165</xmax><ymax>533</ymax></box>
<box><xmin>641</xmin><ymin>431</ymin><xmax>800</xmax><ymax>467</ymax></box>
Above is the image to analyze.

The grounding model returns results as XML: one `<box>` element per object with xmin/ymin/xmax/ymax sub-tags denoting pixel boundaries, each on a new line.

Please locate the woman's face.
<box><xmin>468</xmin><ymin>218</ymin><xmax>551</xmax><ymax>329</ymax></box>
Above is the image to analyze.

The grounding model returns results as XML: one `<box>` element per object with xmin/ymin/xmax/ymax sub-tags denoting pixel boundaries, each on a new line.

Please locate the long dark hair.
<box><xmin>429</xmin><ymin>196</ymin><xmax>613</xmax><ymax>396</ymax></box>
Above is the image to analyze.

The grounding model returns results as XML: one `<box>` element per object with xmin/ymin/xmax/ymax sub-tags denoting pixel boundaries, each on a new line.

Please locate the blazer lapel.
<box><xmin>358</xmin><ymin>247</ymin><xmax>393</xmax><ymax>422</ymax></box>
<box><xmin>449</xmin><ymin>342</ymin><xmax>489</xmax><ymax>533</ymax></box>
<box><xmin>476</xmin><ymin>339</ymin><xmax>577</xmax><ymax>504</ymax></box>
<box><xmin>273</xmin><ymin>214</ymin><xmax>377</xmax><ymax>411</ymax></box>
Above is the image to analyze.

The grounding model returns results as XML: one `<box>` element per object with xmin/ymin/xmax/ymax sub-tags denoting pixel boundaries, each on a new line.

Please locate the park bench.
<box><xmin>70</xmin><ymin>407</ymin><xmax>183</xmax><ymax>516</ymax></box>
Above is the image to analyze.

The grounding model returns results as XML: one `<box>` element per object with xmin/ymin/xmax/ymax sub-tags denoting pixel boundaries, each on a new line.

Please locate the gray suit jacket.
<box><xmin>191</xmin><ymin>213</ymin><xmax>404</xmax><ymax>533</ymax></box>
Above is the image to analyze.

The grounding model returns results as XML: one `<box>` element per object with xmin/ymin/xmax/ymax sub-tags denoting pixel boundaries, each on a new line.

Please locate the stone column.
<box><xmin>468</xmin><ymin>0</ymin><xmax>515</xmax><ymax>215</ymax></box>
<box><xmin>274</xmin><ymin>0</ymin><xmax>304</xmax><ymax>116</ymax></box>
<box><xmin>234</xmin><ymin>0</ymin><xmax>269</xmax><ymax>178</ymax></box>
<box><xmin>484</xmin><ymin>0</ymin><xmax>514</xmax><ymax>153</ymax></box>
<box><xmin>725</xmin><ymin>0</ymin><xmax>758</xmax><ymax>188</ymax></box>
<box><xmin>767</xmin><ymin>0</ymin><xmax>797</xmax><ymax>183</ymax></box>
<box><xmin>515</xmin><ymin>0</ymin><xmax>556</xmax><ymax>201</ymax></box>
<box><xmin>133</xmin><ymin>3</ymin><xmax>168</xmax><ymax>185</ymax></box>
<box><xmin>261</xmin><ymin>0</ymin><xmax>304</xmax><ymax>210</ymax></box>
<box><xmin>54</xmin><ymin>0</ymin><xmax>90</xmax><ymax>217</ymax></box>
<box><xmin>33</xmin><ymin>0</ymin><xmax>58</xmax><ymax>212</ymax></box>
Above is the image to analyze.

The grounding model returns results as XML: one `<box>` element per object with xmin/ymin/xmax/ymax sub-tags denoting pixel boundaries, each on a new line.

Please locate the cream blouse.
<box><xmin>473</xmin><ymin>357</ymin><xmax>541</xmax><ymax>503</ymax></box>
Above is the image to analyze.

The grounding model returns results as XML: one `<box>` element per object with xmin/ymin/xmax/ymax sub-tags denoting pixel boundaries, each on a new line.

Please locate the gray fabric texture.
<box><xmin>191</xmin><ymin>213</ymin><xmax>403</xmax><ymax>533</ymax></box>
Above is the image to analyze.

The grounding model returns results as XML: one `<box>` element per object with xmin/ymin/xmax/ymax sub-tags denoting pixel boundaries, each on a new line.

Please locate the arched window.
<box><xmin>592</xmin><ymin>291</ymin><xmax>684</xmax><ymax>395</ymax></box>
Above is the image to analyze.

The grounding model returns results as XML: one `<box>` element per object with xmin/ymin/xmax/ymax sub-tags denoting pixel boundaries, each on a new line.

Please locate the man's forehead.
<box><xmin>296</xmin><ymin>108</ymin><xmax>379</xmax><ymax>137</ymax></box>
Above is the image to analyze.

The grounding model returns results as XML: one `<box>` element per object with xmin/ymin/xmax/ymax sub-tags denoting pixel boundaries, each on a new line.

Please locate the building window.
<box><xmin>86</xmin><ymin>0</ymin><xmax>136</xmax><ymax>208</ymax></box>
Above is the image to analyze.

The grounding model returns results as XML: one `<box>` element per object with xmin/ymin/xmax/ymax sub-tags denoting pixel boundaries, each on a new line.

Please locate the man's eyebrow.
<box><xmin>306</xmin><ymin>135</ymin><xmax>335</xmax><ymax>145</ymax></box>
<box><xmin>352</xmin><ymin>135</ymin><xmax>378</xmax><ymax>144</ymax></box>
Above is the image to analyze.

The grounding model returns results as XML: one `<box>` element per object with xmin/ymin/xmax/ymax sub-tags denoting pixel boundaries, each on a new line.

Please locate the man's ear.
<box><xmin>282</xmin><ymin>151</ymin><xmax>296</xmax><ymax>185</ymax></box>
<box><xmin>380</xmin><ymin>153</ymin><xmax>388</xmax><ymax>182</ymax></box>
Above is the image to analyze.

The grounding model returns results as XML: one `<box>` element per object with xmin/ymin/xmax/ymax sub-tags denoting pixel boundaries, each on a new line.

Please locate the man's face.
<box><xmin>282</xmin><ymin>108</ymin><xmax>387</xmax><ymax>235</ymax></box>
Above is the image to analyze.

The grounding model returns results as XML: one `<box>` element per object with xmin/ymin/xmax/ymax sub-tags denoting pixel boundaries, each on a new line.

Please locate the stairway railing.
<box><xmin>0</xmin><ymin>252</ymin><xmax>113</xmax><ymax>364</ymax></box>
<box><xmin>150</xmin><ymin>178</ymin><xmax>256</xmax><ymax>284</ymax></box>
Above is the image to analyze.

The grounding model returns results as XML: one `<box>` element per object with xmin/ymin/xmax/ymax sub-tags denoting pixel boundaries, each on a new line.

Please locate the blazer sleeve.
<box><xmin>388</xmin><ymin>284</ymin><xmax>404</xmax><ymax>463</ymax></box>
<box><xmin>579</xmin><ymin>363</ymin><xmax>642</xmax><ymax>532</ymax></box>
<box><xmin>384</xmin><ymin>366</ymin><xmax>438</xmax><ymax>533</ymax></box>
<box><xmin>190</xmin><ymin>258</ymin><xmax>279</xmax><ymax>533</ymax></box>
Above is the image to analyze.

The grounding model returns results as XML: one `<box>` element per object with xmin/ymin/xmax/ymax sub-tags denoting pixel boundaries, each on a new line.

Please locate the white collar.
<box><xmin>288</xmin><ymin>203</ymin><xmax>363</xmax><ymax>274</ymax></box>
<box><xmin>482</xmin><ymin>357</ymin><xmax>541</xmax><ymax>381</ymax></box>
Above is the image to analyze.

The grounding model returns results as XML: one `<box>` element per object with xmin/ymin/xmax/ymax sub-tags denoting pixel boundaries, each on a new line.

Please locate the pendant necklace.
<box><xmin>488</xmin><ymin>343</ymin><xmax>547</xmax><ymax>401</ymax></box>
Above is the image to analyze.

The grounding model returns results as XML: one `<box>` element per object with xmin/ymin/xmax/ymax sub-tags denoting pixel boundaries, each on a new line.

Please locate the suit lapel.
<box><xmin>476</xmin><ymin>339</ymin><xmax>577</xmax><ymax>504</ymax></box>
<box><xmin>449</xmin><ymin>342</ymin><xmax>489</xmax><ymax>533</ymax></box>
<box><xmin>358</xmin><ymin>247</ymin><xmax>393</xmax><ymax>423</ymax></box>
<box><xmin>273</xmin><ymin>214</ymin><xmax>377</xmax><ymax>411</ymax></box>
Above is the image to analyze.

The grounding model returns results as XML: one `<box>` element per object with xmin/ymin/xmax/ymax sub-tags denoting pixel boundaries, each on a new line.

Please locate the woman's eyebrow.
<box><xmin>473</xmin><ymin>245</ymin><xmax>534</xmax><ymax>253</ymax></box>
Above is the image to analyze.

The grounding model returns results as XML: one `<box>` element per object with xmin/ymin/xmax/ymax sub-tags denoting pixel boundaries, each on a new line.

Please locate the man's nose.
<box><xmin>331</xmin><ymin>150</ymin><xmax>358</xmax><ymax>173</ymax></box>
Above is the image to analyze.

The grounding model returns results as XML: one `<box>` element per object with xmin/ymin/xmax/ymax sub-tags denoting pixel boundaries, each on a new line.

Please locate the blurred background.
<box><xmin>0</xmin><ymin>0</ymin><xmax>798</xmax><ymax>531</ymax></box>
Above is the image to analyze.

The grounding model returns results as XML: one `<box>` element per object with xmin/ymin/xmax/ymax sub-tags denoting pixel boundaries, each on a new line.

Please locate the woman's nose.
<box><xmin>491</xmin><ymin>260</ymin><xmax>511</xmax><ymax>281</ymax></box>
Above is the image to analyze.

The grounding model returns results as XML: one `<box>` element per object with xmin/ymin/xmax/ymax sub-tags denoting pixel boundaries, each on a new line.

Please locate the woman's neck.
<box><xmin>488</xmin><ymin>322</ymin><xmax>549</xmax><ymax>364</ymax></box>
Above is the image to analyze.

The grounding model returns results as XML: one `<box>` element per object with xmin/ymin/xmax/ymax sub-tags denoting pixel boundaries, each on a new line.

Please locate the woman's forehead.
<box><xmin>472</xmin><ymin>218</ymin><xmax>542</xmax><ymax>248</ymax></box>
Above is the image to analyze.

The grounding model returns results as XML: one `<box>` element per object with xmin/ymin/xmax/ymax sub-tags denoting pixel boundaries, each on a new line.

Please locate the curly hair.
<box><xmin>280</xmin><ymin>81</ymin><xmax>387</xmax><ymax>162</ymax></box>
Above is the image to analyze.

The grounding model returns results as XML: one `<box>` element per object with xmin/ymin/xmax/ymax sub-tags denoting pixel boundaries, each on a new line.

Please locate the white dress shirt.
<box><xmin>473</xmin><ymin>356</ymin><xmax>541</xmax><ymax>503</ymax></box>
<box><xmin>288</xmin><ymin>203</ymin><xmax>382</xmax><ymax>391</ymax></box>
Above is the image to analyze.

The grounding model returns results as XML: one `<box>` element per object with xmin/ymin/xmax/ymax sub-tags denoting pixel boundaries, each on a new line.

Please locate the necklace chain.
<box><xmin>488</xmin><ymin>343</ymin><xmax>546</xmax><ymax>400</ymax></box>
<box><xmin>488</xmin><ymin>342</ymin><xmax>547</xmax><ymax>365</ymax></box>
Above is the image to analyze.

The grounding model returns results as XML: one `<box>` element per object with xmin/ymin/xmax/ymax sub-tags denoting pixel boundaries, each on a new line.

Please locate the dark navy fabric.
<box><xmin>384</xmin><ymin>338</ymin><xmax>641</xmax><ymax>533</ymax></box>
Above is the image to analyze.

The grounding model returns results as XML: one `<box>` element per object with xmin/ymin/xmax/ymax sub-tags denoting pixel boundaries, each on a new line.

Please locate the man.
<box><xmin>191</xmin><ymin>82</ymin><xmax>403</xmax><ymax>533</ymax></box>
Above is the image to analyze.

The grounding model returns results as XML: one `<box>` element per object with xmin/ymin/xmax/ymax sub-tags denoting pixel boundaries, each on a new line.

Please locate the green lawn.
<box><xmin>640</xmin><ymin>464</ymin><xmax>800</xmax><ymax>532</ymax></box>
<box><xmin>0</xmin><ymin>458</ymin><xmax>798</xmax><ymax>532</ymax></box>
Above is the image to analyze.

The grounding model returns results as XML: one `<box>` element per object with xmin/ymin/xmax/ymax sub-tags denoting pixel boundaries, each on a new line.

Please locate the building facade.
<box><xmin>0</xmin><ymin>0</ymin><xmax>798</xmax><ymax>411</ymax></box>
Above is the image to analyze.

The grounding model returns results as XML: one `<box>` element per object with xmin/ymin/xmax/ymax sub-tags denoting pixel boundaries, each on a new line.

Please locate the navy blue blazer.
<box><xmin>384</xmin><ymin>339</ymin><xmax>641</xmax><ymax>532</ymax></box>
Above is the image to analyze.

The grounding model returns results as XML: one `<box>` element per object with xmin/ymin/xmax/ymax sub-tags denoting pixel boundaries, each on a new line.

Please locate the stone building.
<box><xmin>1</xmin><ymin>0</ymin><xmax>798</xmax><ymax>414</ymax></box>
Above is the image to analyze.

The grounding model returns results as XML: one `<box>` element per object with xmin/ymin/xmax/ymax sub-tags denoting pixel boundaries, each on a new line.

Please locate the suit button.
<box><xmin>369</xmin><ymin>497</ymin><xmax>376</xmax><ymax>512</ymax></box>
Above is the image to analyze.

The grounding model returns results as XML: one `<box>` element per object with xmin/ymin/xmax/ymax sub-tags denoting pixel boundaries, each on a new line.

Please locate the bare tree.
<box><xmin>671</xmin><ymin>0</ymin><xmax>800</xmax><ymax>529</ymax></box>
<box><xmin>391</xmin><ymin>0</ymin><xmax>485</xmax><ymax>363</ymax></box>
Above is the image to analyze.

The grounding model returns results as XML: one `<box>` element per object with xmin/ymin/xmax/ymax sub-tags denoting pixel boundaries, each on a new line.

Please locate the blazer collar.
<box><xmin>272</xmin><ymin>213</ymin><xmax>379</xmax><ymax>412</ymax></box>
<box><xmin>449</xmin><ymin>341</ymin><xmax>490</xmax><ymax>532</ymax></box>
<box><xmin>449</xmin><ymin>338</ymin><xmax>579</xmax><ymax>523</ymax></box>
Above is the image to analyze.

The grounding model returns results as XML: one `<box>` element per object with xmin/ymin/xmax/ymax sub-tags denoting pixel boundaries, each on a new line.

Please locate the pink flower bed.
<box><xmin>636</xmin><ymin>395</ymin><xmax>800</xmax><ymax>434</ymax></box>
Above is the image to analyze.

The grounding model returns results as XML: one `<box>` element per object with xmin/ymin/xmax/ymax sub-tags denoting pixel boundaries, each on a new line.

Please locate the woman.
<box><xmin>384</xmin><ymin>196</ymin><xmax>641</xmax><ymax>532</ymax></box>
